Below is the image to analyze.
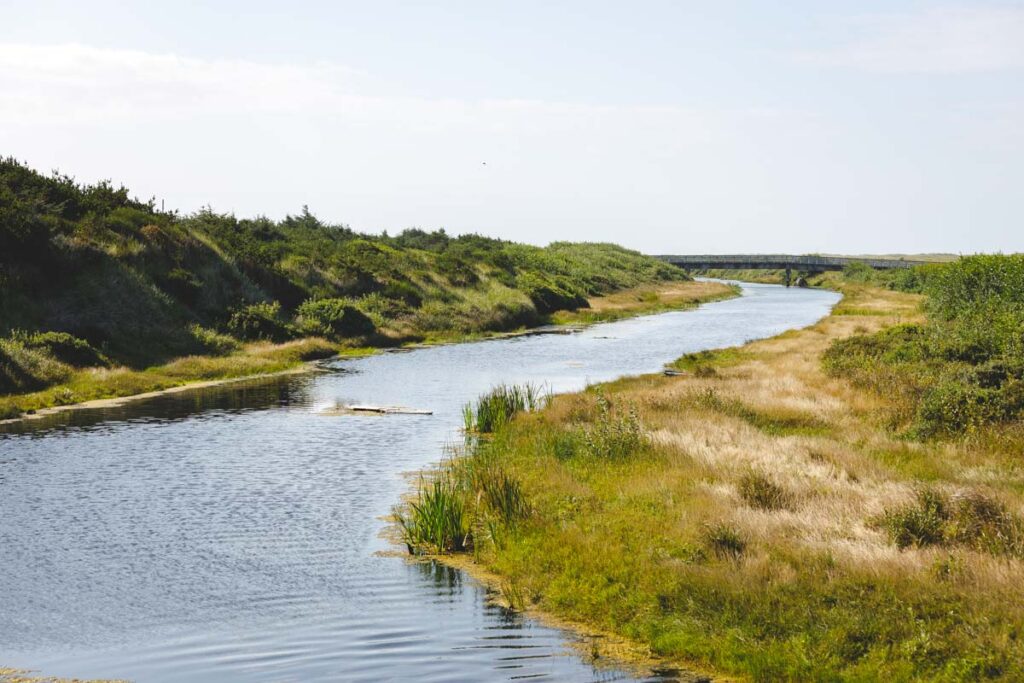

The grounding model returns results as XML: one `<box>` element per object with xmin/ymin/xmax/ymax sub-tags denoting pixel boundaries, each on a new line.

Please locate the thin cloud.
<box><xmin>797</xmin><ymin>6</ymin><xmax>1024</xmax><ymax>74</ymax></box>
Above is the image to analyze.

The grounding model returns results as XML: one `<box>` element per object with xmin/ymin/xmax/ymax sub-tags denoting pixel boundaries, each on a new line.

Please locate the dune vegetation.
<box><xmin>0</xmin><ymin>157</ymin><xmax>731</xmax><ymax>419</ymax></box>
<box><xmin>397</xmin><ymin>256</ymin><xmax>1024</xmax><ymax>681</ymax></box>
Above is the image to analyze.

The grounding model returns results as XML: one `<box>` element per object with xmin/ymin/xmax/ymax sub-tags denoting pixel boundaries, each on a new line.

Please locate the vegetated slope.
<box><xmin>0</xmin><ymin>157</ymin><xmax>685</xmax><ymax>397</ymax></box>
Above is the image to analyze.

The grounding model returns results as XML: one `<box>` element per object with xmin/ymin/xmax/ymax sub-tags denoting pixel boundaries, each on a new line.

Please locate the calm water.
<box><xmin>0</xmin><ymin>282</ymin><xmax>839</xmax><ymax>682</ymax></box>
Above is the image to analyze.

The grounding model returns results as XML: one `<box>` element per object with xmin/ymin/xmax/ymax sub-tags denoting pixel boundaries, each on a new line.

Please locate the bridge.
<box><xmin>654</xmin><ymin>254</ymin><xmax>931</xmax><ymax>285</ymax></box>
<box><xmin>655</xmin><ymin>254</ymin><xmax>930</xmax><ymax>271</ymax></box>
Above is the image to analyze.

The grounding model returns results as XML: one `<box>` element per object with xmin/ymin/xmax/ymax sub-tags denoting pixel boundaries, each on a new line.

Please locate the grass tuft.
<box><xmin>702</xmin><ymin>523</ymin><xmax>747</xmax><ymax>560</ymax></box>
<box><xmin>876</xmin><ymin>488</ymin><xmax>1023</xmax><ymax>557</ymax></box>
<box><xmin>737</xmin><ymin>470</ymin><xmax>794</xmax><ymax>511</ymax></box>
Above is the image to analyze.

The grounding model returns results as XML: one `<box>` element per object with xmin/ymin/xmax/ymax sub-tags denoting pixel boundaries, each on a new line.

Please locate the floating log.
<box><xmin>346</xmin><ymin>405</ymin><xmax>433</xmax><ymax>415</ymax></box>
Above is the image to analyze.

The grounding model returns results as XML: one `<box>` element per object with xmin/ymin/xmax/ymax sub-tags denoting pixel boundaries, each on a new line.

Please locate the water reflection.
<box><xmin>0</xmin><ymin>372</ymin><xmax>322</xmax><ymax>437</ymax></box>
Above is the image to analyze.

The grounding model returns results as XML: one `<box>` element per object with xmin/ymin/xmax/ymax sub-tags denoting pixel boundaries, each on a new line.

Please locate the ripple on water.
<box><xmin>0</xmin><ymin>282</ymin><xmax>839</xmax><ymax>682</ymax></box>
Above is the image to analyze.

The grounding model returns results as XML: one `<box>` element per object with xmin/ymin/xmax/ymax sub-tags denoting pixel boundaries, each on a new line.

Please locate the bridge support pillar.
<box><xmin>785</xmin><ymin>267</ymin><xmax>792</xmax><ymax>287</ymax></box>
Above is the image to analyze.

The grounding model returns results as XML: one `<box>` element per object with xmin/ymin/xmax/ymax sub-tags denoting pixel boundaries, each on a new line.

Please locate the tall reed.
<box><xmin>463</xmin><ymin>383</ymin><xmax>548</xmax><ymax>433</ymax></box>
<box><xmin>396</xmin><ymin>476</ymin><xmax>470</xmax><ymax>554</ymax></box>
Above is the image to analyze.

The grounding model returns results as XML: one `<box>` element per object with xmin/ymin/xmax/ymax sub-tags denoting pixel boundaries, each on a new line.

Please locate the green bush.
<box><xmin>825</xmin><ymin>255</ymin><xmax>1024</xmax><ymax>437</ymax></box>
<box><xmin>381</xmin><ymin>280</ymin><xmax>423</xmax><ymax>307</ymax></box>
<box><xmin>188</xmin><ymin>325</ymin><xmax>241</xmax><ymax>356</ymax></box>
<box><xmin>163</xmin><ymin>267</ymin><xmax>203</xmax><ymax>304</ymax></box>
<box><xmin>583</xmin><ymin>394</ymin><xmax>646</xmax><ymax>459</ymax></box>
<box><xmin>296</xmin><ymin>297</ymin><xmax>376</xmax><ymax>338</ymax></box>
<box><xmin>0</xmin><ymin>338</ymin><xmax>72</xmax><ymax>394</ymax></box>
<box><xmin>515</xmin><ymin>272</ymin><xmax>588</xmax><ymax>314</ymax></box>
<box><xmin>227</xmin><ymin>301</ymin><xmax>295</xmax><ymax>342</ymax></box>
<box><xmin>877</xmin><ymin>488</ymin><xmax>1023</xmax><ymax>557</ymax></box>
<box><xmin>15</xmin><ymin>331</ymin><xmax>108</xmax><ymax>367</ymax></box>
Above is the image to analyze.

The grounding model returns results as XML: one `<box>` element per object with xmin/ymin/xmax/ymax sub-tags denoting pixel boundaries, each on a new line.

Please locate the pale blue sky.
<box><xmin>1</xmin><ymin>1</ymin><xmax>1021</xmax><ymax>253</ymax></box>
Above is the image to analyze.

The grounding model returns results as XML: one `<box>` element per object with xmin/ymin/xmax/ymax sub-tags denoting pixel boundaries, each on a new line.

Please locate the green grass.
<box><xmin>668</xmin><ymin>346</ymin><xmax>749</xmax><ymax>374</ymax></box>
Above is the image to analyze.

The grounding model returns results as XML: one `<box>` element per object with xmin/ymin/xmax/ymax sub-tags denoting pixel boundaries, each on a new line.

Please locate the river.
<box><xmin>0</xmin><ymin>281</ymin><xmax>839</xmax><ymax>682</ymax></box>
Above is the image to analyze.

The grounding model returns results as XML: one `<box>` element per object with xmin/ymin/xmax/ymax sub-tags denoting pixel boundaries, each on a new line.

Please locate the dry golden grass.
<box><xmin>601</xmin><ymin>284</ymin><xmax>1022</xmax><ymax>582</ymax></box>
<box><xmin>432</xmin><ymin>282</ymin><xmax>1024</xmax><ymax>680</ymax></box>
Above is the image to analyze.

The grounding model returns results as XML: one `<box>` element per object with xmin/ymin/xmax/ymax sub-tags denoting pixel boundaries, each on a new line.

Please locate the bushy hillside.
<box><xmin>0</xmin><ymin>157</ymin><xmax>685</xmax><ymax>396</ymax></box>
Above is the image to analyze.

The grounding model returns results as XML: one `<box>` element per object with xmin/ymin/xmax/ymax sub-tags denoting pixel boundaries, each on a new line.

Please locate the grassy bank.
<box><xmin>0</xmin><ymin>338</ymin><xmax>343</xmax><ymax>420</ymax></box>
<box><xmin>1</xmin><ymin>156</ymin><xmax>710</xmax><ymax>418</ymax></box>
<box><xmin>550</xmin><ymin>280</ymin><xmax>740</xmax><ymax>325</ymax></box>
<box><xmin>397</xmin><ymin>263</ymin><xmax>1024</xmax><ymax>681</ymax></box>
<box><xmin>0</xmin><ymin>279</ymin><xmax>734</xmax><ymax>421</ymax></box>
<box><xmin>0</xmin><ymin>667</ymin><xmax>124</xmax><ymax>683</ymax></box>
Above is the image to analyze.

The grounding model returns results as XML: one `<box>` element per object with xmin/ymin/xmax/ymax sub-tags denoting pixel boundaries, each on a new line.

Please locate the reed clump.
<box><xmin>399</xmin><ymin>385</ymin><xmax>541</xmax><ymax>555</ymax></box>
<box><xmin>462</xmin><ymin>383</ymin><xmax>547</xmax><ymax>433</ymax></box>
<box><xmin>396</xmin><ymin>476</ymin><xmax>471</xmax><ymax>554</ymax></box>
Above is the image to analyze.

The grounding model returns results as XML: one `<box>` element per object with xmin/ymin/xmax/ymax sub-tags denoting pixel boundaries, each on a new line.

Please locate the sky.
<box><xmin>1</xmin><ymin>1</ymin><xmax>1022</xmax><ymax>254</ymax></box>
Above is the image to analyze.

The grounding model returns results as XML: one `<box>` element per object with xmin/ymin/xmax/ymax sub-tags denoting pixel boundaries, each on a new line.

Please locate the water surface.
<box><xmin>0</xmin><ymin>282</ymin><xmax>839</xmax><ymax>681</ymax></box>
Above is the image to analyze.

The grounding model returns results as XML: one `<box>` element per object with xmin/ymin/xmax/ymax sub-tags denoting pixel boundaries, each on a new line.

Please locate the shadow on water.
<box><xmin>0</xmin><ymin>371</ymin><xmax>324</xmax><ymax>437</ymax></box>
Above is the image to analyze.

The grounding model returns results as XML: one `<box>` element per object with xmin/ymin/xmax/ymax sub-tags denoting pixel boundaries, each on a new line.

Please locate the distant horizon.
<box><xmin>3</xmin><ymin>2</ymin><xmax>1022</xmax><ymax>254</ymax></box>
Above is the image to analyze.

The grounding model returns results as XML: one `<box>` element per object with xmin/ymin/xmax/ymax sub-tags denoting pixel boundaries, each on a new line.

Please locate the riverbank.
<box><xmin>0</xmin><ymin>280</ymin><xmax>737</xmax><ymax>425</ymax></box>
<box><xmin>0</xmin><ymin>667</ymin><xmax>124</xmax><ymax>683</ymax></box>
<box><xmin>401</xmin><ymin>281</ymin><xmax>1024</xmax><ymax>680</ymax></box>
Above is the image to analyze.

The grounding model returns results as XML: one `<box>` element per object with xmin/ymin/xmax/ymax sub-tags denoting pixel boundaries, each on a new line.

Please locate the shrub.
<box><xmin>163</xmin><ymin>267</ymin><xmax>202</xmax><ymax>304</ymax></box>
<box><xmin>15</xmin><ymin>331</ymin><xmax>108</xmax><ymax>367</ymax></box>
<box><xmin>876</xmin><ymin>488</ymin><xmax>1023</xmax><ymax>556</ymax></box>
<box><xmin>381</xmin><ymin>280</ymin><xmax>423</xmax><ymax>307</ymax></box>
<box><xmin>437</xmin><ymin>251</ymin><xmax>480</xmax><ymax>287</ymax></box>
<box><xmin>515</xmin><ymin>272</ymin><xmax>588</xmax><ymax>314</ymax></box>
<box><xmin>842</xmin><ymin>261</ymin><xmax>877</xmax><ymax>282</ymax></box>
<box><xmin>738</xmin><ymin>470</ymin><xmax>794</xmax><ymax>511</ymax></box>
<box><xmin>877</xmin><ymin>488</ymin><xmax>948</xmax><ymax>549</ymax></box>
<box><xmin>296</xmin><ymin>297</ymin><xmax>376</xmax><ymax>338</ymax></box>
<box><xmin>0</xmin><ymin>338</ymin><xmax>72</xmax><ymax>394</ymax></box>
<box><xmin>188</xmin><ymin>325</ymin><xmax>240</xmax><ymax>356</ymax></box>
<box><xmin>227</xmin><ymin>301</ymin><xmax>295</xmax><ymax>342</ymax></box>
<box><xmin>583</xmin><ymin>394</ymin><xmax>646</xmax><ymax>459</ymax></box>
